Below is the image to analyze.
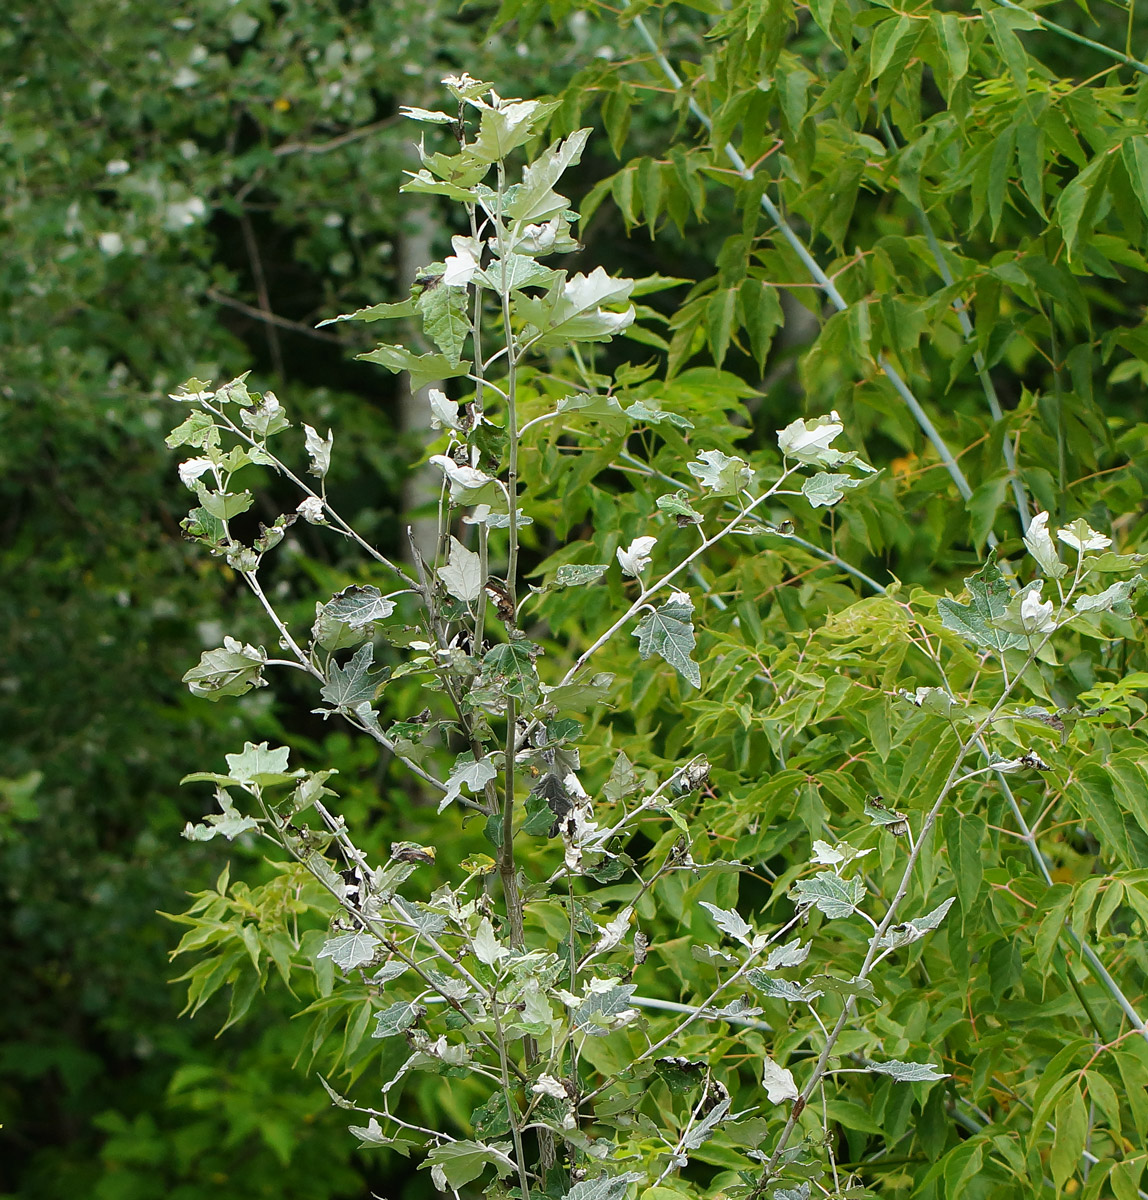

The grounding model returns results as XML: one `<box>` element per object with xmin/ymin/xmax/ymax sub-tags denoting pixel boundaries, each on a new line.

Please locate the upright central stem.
<box><xmin>499</xmin><ymin>165</ymin><xmax>521</xmax><ymax>612</ymax></box>
<box><xmin>468</xmin><ymin>202</ymin><xmax>491</xmax><ymax>664</ymax></box>
<box><xmin>495</xmin><ymin>161</ymin><xmax>524</xmax><ymax>950</ymax></box>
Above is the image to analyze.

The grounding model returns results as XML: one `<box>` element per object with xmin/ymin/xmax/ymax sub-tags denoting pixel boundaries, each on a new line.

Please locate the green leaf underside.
<box><xmin>320</xmin><ymin>644</ymin><xmax>379</xmax><ymax>710</ymax></box>
<box><xmin>937</xmin><ymin>555</ymin><xmax>1025</xmax><ymax>651</ymax></box>
<box><xmin>633</xmin><ymin>599</ymin><xmax>701</xmax><ymax>688</ymax></box>
<box><xmin>790</xmin><ymin>872</ymin><xmax>866</xmax><ymax>919</ymax></box>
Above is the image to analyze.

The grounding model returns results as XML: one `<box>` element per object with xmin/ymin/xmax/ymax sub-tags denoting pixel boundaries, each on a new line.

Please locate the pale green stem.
<box><xmin>992</xmin><ymin>0</ymin><xmax>1148</xmax><ymax>75</ymax></box>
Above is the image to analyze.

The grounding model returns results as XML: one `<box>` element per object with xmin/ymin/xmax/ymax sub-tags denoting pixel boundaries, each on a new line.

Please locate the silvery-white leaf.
<box><xmin>811</xmin><ymin>839</ymin><xmax>844</xmax><ymax>865</ymax></box>
<box><xmin>400</xmin><ymin>106</ymin><xmax>456</xmax><ymax>124</ymax></box>
<box><xmin>900</xmin><ymin>686</ymin><xmax>957</xmax><ymax>715</ymax></box>
<box><xmin>303</xmin><ymin>424</ymin><xmax>333</xmax><ymax>479</ymax></box>
<box><xmin>321</xmin><ymin>585</ymin><xmax>396</xmax><ymax>629</ymax></box>
<box><xmin>429</xmin><ymin>454</ymin><xmax>495</xmax><ymax>500</ymax></box>
<box><xmin>765</xmin><ymin>938</ymin><xmax>810</xmax><ymax>970</ymax></box>
<box><xmin>790</xmin><ymin>871</ymin><xmax>866</xmax><ymax>919</ymax></box>
<box><xmin>745</xmin><ymin>973</ymin><xmax>822</xmax><ymax>1003</ymax></box>
<box><xmin>442</xmin><ymin>234</ymin><xmax>481</xmax><ymax>287</ymax></box>
<box><xmin>867</xmin><ymin>1059</ymin><xmax>948</xmax><ymax>1082</ymax></box>
<box><xmin>1024</xmin><ymin>512</ymin><xmax>1068</xmax><ymax>579</ymax></box>
<box><xmin>371</xmin><ymin>960</ymin><xmax>408</xmax><ymax>985</ymax></box>
<box><xmin>349</xmin><ymin>1116</ymin><xmax>391</xmax><ymax>1146</ymax></box>
<box><xmin>686</xmin><ymin>449</ymin><xmax>752</xmax><ymax>496</ymax></box>
<box><xmin>1056</xmin><ymin>518</ymin><xmax>1111</xmax><ymax>552</ymax></box>
<box><xmin>297</xmin><ymin>495</ymin><xmax>327</xmax><ymax>524</ymax></box>
<box><xmin>777</xmin><ymin>411</ymin><xmax>843</xmax><ymax>465</ymax></box>
<box><xmin>692</xmin><ymin>944</ymin><xmax>738</xmax><ymax>968</ymax></box>
<box><xmin>708</xmin><ymin>997</ymin><xmax>763</xmax><ymax>1019</ymax></box>
<box><xmin>318</xmin><ymin>931</ymin><xmax>378</xmax><ymax>971</ymax></box>
<box><xmin>428</xmin><ymin>388</ymin><xmax>462</xmax><ymax>430</ymax></box>
<box><xmin>681</xmin><ymin>1097</ymin><xmax>731</xmax><ymax>1151</ymax></box>
<box><xmin>439</xmin><ymin>752</ymin><xmax>498</xmax><ymax>812</ymax></box>
<box><xmin>801</xmin><ymin>472</ymin><xmax>862</xmax><ymax>508</ymax></box>
<box><xmin>561</xmin><ymin>1173</ymin><xmax>646</xmax><ymax>1200</ymax></box>
<box><xmin>572</xmin><ymin>983</ymin><xmax>638</xmax><ymax>1034</ymax></box>
<box><xmin>699</xmin><ymin>901</ymin><xmax>753</xmax><ymax>946</ymax></box>
<box><xmin>879</xmin><ymin>897</ymin><xmax>955</xmax><ymax>949</ymax></box>
<box><xmin>472</xmin><ymin>916</ymin><xmax>509</xmax><ymax>965</ymax></box>
<box><xmin>593</xmin><ymin>906</ymin><xmax>633</xmax><ymax>956</ymax></box>
<box><xmin>632</xmin><ymin>594</ymin><xmax>701</xmax><ymax>689</ymax></box>
<box><xmin>438</xmin><ymin>536</ymin><xmax>484</xmax><ymax>603</ymax></box>
<box><xmin>616</xmin><ymin>535</ymin><xmax>657</xmax><ymax>577</ymax></box>
<box><xmin>532</xmin><ymin>1074</ymin><xmax>569</xmax><ymax>1100</ymax></box>
<box><xmin>372</xmin><ymin>1000</ymin><xmax>423</xmax><ymax>1038</ymax></box>
<box><xmin>1073</xmin><ymin>578</ymin><xmax>1139</xmax><ymax>615</ymax></box>
<box><xmin>762</xmin><ymin>1056</ymin><xmax>799</xmax><ymax>1104</ymax></box>
<box><xmin>995</xmin><ymin>581</ymin><xmax>1057</xmax><ymax>636</ymax></box>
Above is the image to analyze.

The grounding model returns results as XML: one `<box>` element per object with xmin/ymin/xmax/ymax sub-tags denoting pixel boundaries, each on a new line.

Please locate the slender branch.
<box><xmin>493</xmin><ymin>161</ymin><xmax>528</xmax><ymax>954</ymax></box>
<box><xmin>207</xmin><ymin>287</ymin><xmax>344</xmax><ymax>344</ymax></box>
<box><xmin>489</xmin><ymin>989</ymin><xmax>533</xmax><ymax>1200</ymax></box>
<box><xmin>616</xmin><ymin>449</ymin><xmax>888</xmax><ymax>594</ymax></box>
<box><xmin>580</xmin><ymin>912</ymin><xmax>803</xmax><ymax>1107</ymax></box>
<box><xmin>200</xmin><ymin>399</ymin><xmax>408</xmax><ymax>579</ymax></box>
<box><xmin>242</xmin><ymin>569</ymin><xmax>322</xmax><ymax>680</ymax></box>
<box><xmin>240</xmin><ymin>568</ymin><xmax>446</xmax><ymax>793</ymax></box>
<box><xmin>665</xmin><ymin>474</ymin><xmax>1148</xmax><ymax>1052</ymax></box>
<box><xmin>239</xmin><ymin>212</ymin><xmax>284</xmax><ymax>381</ymax></box>
<box><xmin>271</xmin><ymin>115</ymin><xmax>400</xmax><ymax>158</ymax></box>
<box><xmin>756</xmin><ymin>588</ymin><xmax>1085</xmax><ymax>1182</ymax></box>
<box><xmin>557</xmin><ymin>474</ymin><xmax>795</xmax><ymax>690</ymax></box>
<box><xmin>992</xmin><ymin>0</ymin><xmax>1148</xmax><ymax>75</ymax></box>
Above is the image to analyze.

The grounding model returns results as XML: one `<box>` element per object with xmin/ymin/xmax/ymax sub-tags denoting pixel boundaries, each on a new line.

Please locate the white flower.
<box><xmin>616</xmin><ymin>535</ymin><xmax>657</xmax><ymax>577</ymax></box>
<box><xmin>1056</xmin><ymin>519</ymin><xmax>1111</xmax><ymax>553</ymax></box>
<box><xmin>1024</xmin><ymin>512</ymin><xmax>1068</xmax><ymax>579</ymax></box>
<box><xmin>105</xmin><ymin>158</ymin><xmax>130</xmax><ymax>176</ymax></box>
<box><xmin>777</xmin><ymin>411</ymin><xmax>844</xmax><ymax>465</ymax></box>
<box><xmin>178</xmin><ymin>458</ymin><xmax>213</xmax><ymax>489</ymax></box>
<box><xmin>442</xmin><ymin>235</ymin><xmax>481</xmax><ymax>287</ymax></box>
<box><xmin>172</xmin><ymin>66</ymin><xmax>200</xmax><ymax>89</ymax></box>
<box><xmin>297</xmin><ymin>496</ymin><xmax>327</xmax><ymax>524</ymax></box>
<box><xmin>163</xmin><ymin>196</ymin><xmax>207</xmax><ymax>231</ymax></box>
<box><xmin>97</xmin><ymin>232</ymin><xmax>124</xmax><ymax>255</ymax></box>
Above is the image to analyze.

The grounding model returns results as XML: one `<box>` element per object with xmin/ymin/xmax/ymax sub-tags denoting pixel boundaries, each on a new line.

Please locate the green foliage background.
<box><xmin>6</xmin><ymin>0</ymin><xmax>1148</xmax><ymax>1198</ymax></box>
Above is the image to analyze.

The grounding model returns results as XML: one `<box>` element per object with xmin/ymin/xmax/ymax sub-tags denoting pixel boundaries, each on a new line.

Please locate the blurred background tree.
<box><xmin>0</xmin><ymin>3</ymin><xmax>618</xmax><ymax>1196</ymax></box>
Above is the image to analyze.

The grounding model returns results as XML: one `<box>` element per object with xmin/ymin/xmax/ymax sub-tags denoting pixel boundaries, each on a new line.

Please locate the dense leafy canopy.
<box><xmin>8</xmin><ymin>2</ymin><xmax>1148</xmax><ymax>1200</ymax></box>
